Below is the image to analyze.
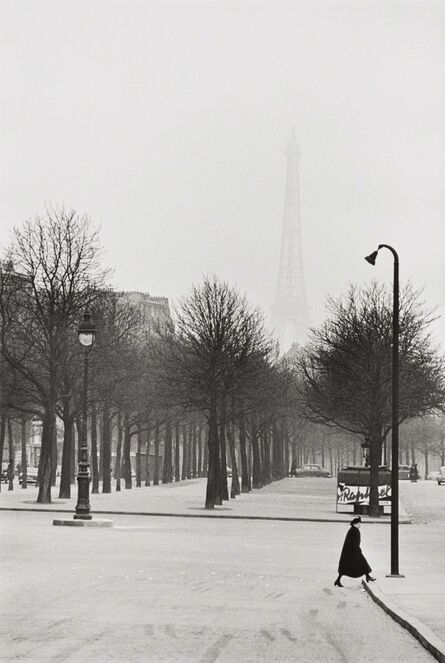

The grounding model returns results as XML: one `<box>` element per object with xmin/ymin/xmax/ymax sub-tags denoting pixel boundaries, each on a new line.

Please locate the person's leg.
<box><xmin>334</xmin><ymin>575</ymin><xmax>343</xmax><ymax>587</ymax></box>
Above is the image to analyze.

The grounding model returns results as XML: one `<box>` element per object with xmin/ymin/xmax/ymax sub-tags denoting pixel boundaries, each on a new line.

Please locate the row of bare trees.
<box><xmin>0</xmin><ymin>209</ymin><xmax>109</xmax><ymax>502</ymax></box>
<box><xmin>400</xmin><ymin>415</ymin><xmax>445</xmax><ymax>477</ymax></box>
<box><xmin>0</xmin><ymin>209</ymin><xmax>298</xmax><ymax>508</ymax></box>
<box><xmin>2</xmin><ymin>208</ymin><xmax>444</xmax><ymax>514</ymax></box>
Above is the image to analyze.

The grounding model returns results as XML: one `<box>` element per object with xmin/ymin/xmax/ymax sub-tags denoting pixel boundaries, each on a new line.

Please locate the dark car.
<box><xmin>19</xmin><ymin>467</ymin><xmax>38</xmax><ymax>486</ymax></box>
<box><xmin>294</xmin><ymin>463</ymin><xmax>331</xmax><ymax>478</ymax></box>
<box><xmin>398</xmin><ymin>465</ymin><xmax>411</xmax><ymax>480</ymax></box>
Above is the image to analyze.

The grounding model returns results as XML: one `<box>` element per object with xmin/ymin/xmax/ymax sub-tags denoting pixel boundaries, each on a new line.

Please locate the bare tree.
<box><xmin>151</xmin><ymin>276</ymin><xmax>275</xmax><ymax>509</ymax></box>
<box><xmin>299</xmin><ymin>282</ymin><xmax>444</xmax><ymax>515</ymax></box>
<box><xmin>0</xmin><ymin>207</ymin><xmax>109</xmax><ymax>503</ymax></box>
<box><xmin>401</xmin><ymin>415</ymin><xmax>443</xmax><ymax>477</ymax></box>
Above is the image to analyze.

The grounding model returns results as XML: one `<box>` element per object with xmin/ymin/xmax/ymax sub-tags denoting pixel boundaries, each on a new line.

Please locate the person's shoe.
<box><xmin>334</xmin><ymin>579</ymin><xmax>343</xmax><ymax>587</ymax></box>
<box><xmin>366</xmin><ymin>575</ymin><xmax>376</xmax><ymax>582</ymax></box>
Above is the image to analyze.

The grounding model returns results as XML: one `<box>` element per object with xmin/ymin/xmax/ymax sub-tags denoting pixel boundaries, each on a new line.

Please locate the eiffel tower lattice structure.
<box><xmin>272</xmin><ymin>133</ymin><xmax>310</xmax><ymax>351</ymax></box>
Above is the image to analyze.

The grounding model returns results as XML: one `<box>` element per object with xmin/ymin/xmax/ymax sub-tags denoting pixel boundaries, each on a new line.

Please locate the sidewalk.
<box><xmin>0</xmin><ymin>475</ymin><xmax>411</xmax><ymax>523</ymax></box>
<box><xmin>1</xmin><ymin>476</ymin><xmax>444</xmax><ymax>661</ymax></box>
<box><xmin>363</xmin><ymin>577</ymin><xmax>445</xmax><ymax>663</ymax></box>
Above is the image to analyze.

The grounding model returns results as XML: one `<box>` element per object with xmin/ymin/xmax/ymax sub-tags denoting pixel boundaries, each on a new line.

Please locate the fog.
<box><xmin>1</xmin><ymin>1</ymin><xmax>444</xmax><ymax>345</ymax></box>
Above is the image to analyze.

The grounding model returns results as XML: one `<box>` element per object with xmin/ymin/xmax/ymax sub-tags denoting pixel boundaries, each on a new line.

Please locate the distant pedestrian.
<box><xmin>334</xmin><ymin>516</ymin><xmax>376</xmax><ymax>587</ymax></box>
<box><xmin>409</xmin><ymin>464</ymin><xmax>419</xmax><ymax>482</ymax></box>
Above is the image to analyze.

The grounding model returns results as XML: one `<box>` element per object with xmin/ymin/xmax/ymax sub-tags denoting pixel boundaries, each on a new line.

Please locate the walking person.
<box><xmin>334</xmin><ymin>516</ymin><xmax>376</xmax><ymax>587</ymax></box>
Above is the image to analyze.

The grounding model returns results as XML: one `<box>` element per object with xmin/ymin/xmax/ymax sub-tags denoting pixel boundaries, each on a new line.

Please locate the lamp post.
<box><xmin>365</xmin><ymin>244</ymin><xmax>403</xmax><ymax>577</ymax></box>
<box><xmin>74</xmin><ymin>311</ymin><xmax>96</xmax><ymax>520</ymax></box>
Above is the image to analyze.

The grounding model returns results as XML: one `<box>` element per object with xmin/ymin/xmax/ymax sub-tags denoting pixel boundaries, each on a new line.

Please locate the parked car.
<box><xmin>1</xmin><ymin>464</ymin><xmax>8</xmax><ymax>483</ymax></box>
<box><xmin>18</xmin><ymin>467</ymin><xmax>38</xmax><ymax>486</ymax></box>
<box><xmin>437</xmin><ymin>467</ymin><xmax>445</xmax><ymax>486</ymax></box>
<box><xmin>294</xmin><ymin>463</ymin><xmax>331</xmax><ymax>478</ymax></box>
<box><xmin>226</xmin><ymin>467</ymin><xmax>232</xmax><ymax>478</ymax></box>
<box><xmin>398</xmin><ymin>465</ymin><xmax>411</xmax><ymax>480</ymax></box>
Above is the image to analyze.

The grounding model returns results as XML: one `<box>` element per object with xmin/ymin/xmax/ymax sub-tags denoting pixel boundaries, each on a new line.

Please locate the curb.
<box><xmin>53</xmin><ymin>518</ymin><xmax>114</xmax><ymax>527</ymax></box>
<box><xmin>0</xmin><ymin>506</ymin><xmax>411</xmax><ymax>524</ymax></box>
<box><xmin>363</xmin><ymin>580</ymin><xmax>445</xmax><ymax>662</ymax></box>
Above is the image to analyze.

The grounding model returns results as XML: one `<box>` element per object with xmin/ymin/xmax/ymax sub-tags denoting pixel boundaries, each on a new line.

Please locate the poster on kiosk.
<box><xmin>337</xmin><ymin>466</ymin><xmax>392</xmax><ymax>514</ymax></box>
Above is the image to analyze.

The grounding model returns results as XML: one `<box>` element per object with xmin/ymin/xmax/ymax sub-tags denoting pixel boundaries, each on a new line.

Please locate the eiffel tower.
<box><xmin>272</xmin><ymin>133</ymin><xmax>310</xmax><ymax>351</ymax></box>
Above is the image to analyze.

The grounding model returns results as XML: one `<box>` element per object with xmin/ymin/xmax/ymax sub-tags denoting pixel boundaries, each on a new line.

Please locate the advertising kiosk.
<box><xmin>337</xmin><ymin>465</ymin><xmax>392</xmax><ymax>515</ymax></box>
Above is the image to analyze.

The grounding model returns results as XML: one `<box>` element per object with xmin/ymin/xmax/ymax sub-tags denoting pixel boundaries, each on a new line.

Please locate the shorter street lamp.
<box><xmin>365</xmin><ymin>244</ymin><xmax>403</xmax><ymax>578</ymax></box>
<box><xmin>74</xmin><ymin>311</ymin><xmax>96</xmax><ymax>520</ymax></box>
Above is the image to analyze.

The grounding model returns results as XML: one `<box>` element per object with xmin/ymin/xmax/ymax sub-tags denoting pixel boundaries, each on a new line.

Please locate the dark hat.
<box><xmin>350</xmin><ymin>516</ymin><xmax>362</xmax><ymax>525</ymax></box>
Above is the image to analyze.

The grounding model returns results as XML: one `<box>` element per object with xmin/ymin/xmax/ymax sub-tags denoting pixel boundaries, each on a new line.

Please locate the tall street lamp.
<box><xmin>74</xmin><ymin>311</ymin><xmax>97</xmax><ymax>520</ymax></box>
<box><xmin>365</xmin><ymin>244</ymin><xmax>403</xmax><ymax>577</ymax></box>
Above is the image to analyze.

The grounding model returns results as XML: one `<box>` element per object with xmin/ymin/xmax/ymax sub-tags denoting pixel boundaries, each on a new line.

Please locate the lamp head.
<box><xmin>78</xmin><ymin>311</ymin><xmax>96</xmax><ymax>347</ymax></box>
<box><xmin>364</xmin><ymin>249</ymin><xmax>379</xmax><ymax>266</ymax></box>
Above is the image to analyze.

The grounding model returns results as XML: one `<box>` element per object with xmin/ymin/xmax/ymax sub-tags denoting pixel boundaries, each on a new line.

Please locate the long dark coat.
<box><xmin>338</xmin><ymin>525</ymin><xmax>372</xmax><ymax>578</ymax></box>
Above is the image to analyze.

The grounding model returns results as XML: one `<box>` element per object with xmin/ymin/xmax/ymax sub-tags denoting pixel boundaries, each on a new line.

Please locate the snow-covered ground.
<box><xmin>1</xmin><ymin>477</ymin><xmax>443</xmax><ymax>662</ymax></box>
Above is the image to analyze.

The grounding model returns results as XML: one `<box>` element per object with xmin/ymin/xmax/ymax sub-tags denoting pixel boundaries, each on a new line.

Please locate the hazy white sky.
<box><xmin>1</xmin><ymin>1</ymin><xmax>444</xmax><ymax>344</ymax></box>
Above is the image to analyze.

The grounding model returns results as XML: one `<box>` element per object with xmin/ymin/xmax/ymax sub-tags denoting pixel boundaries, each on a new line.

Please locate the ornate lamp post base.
<box><xmin>74</xmin><ymin>451</ymin><xmax>92</xmax><ymax>520</ymax></box>
<box><xmin>74</xmin><ymin>472</ymin><xmax>92</xmax><ymax>520</ymax></box>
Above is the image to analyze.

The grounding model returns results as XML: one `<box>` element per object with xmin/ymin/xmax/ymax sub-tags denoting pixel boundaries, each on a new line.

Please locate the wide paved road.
<box><xmin>0</xmin><ymin>510</ymin><xmax>434</xmax><ymax>662</ymax></box>
<box><xmin>399</xmin><ymin>476</ymin><xmax>445</xmax><ymax>525</ymax></box>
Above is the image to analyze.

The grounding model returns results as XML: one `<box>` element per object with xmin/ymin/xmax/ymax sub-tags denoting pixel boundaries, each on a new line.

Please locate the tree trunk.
<box><xmin>162</xmin><ymin>421</ymin><xmax>173</xmax><ymax>484</ymax></box>
<box><xmin>99</xmin><ymin>416</ymin><xmax>104</xmax><ymax>482</ymax></box>
<box><xmin>284</xmin><ymin>425</ymin><xmax>290</xmax><ymax>478</ymax></box>
<box><xmin>20</xmin><ymin>417</ymin><xmax>28</xmax><ymax>490</ymax></box>
<box><xmin>423</xmin><ymin>447</ymin><xmax>429</xmax><ymax>480</ymax></box>
<box><xmin>91</xmin><ymin>401</ymin><xmax>99</xmax><ymax>494</ymax></box>
<box><xmin>251</xmin><ymin>420</ymin><xmax>262</xmax><ymax>489</ymax></box>
<box><xmin>174</xmin><ymin>421</ymin><xmax>180</xmax><ymax>482</ymax></box>
<box><xmin>50</xmin><ymin>422</ymin><xmax>57</xmax><ymax>487</ymax></box>
<box><xmin>368</xmin><ymin>430</ymin><xmax>382</xmax><ymax>517</ymax></box>
<box><xmin>0</xmin><ymin>414</ymin><xmax>5</xmax><ymax>494</ymax></box>
<box><xmin>70</xmin><ymin>423</ymin><xmax>77</xmax><ymax>484</ymax></box>
<box><xmin>260</xmin><ymin>432</ymin><xmax>265</xmax><ymax>484</ymax></box>
<box><xmin>239</xmin><ymin>412</ymin><xmax>250</xmax><ymax>493</ymax></box>
<box><xmin>136</xmin><ymin>428</ymin><xmax>142</xmax><ymax>487</ymax></box>
<box><xmin>191</xmin><ymin>421</ymin><xmax>197</xmax><ymax>478</ymax></box>
<box><xmin>115</xmin><ymin>413</ymin><xmax>123</xmax><ymax>492</ymax></box>
<box><xmin>218</xmin><ymin>408</ymin><xmax>229</xmax><ymax>501</ymax></box>
<box><xmin>7</xmin><ymin>418</ymin><xmax>14</xmax><ymax>491</ymax></box>
<box><xmin>205</xmin><ymin>400</ymin><xmax>222</xmax><ymax>509</ymax></box>
<box><xmin>101</xmin><ymin>402</ymin><xmax>112</xmax><ymax>493</ymax></box>
<box><xmin>186</xmin><ymin>422</ymin><xmax>193</xmax><ymax>480</ymax></box>
<box><xmin>154</xmin><ymin>420</ymin><xmax>160</xmax><ymax>486</ymax></box>
<box><xmin>411</xmin><ymin>441</ymin><xmax>416</xmax><ymax>466</ymax></box>
<box><xmin>145</xmin><ymin>426</ymin><xmax>152</xmax><ymax>486</ymax></box>
<box><xmin>37</xmin><ymin>406</ymin><xmax>56</xmax><ymax>504</ymax></box>
<box><xmin>271</xmin><ymin>423</ymin><xmax>281</xmax><ymax>481</ymax></box>
<box><xmin>181</xmin><ymin>424</ymin><xmax>187</xmax><ymax>480</ymax></box>
<box><xmin>197</xmin><ymin>424</ymin><xmax>203</xmax><ymax>477</ymax></box>
<box><xmin>59</xmin><ymin>402</ymin><xmax>73</xmax><ymax>498</ymax></box>
<box><xmin>202</xmin><ymin>422</ymin><xmax>209</xmax><ymax>477</ymax></box>
<box><xmin>227</xmin><ymin>418</ymin><xmax>240</xmax><ymax>498</ymax></box>
<box><xmin>123</xmin><ymin>413</ymin><xmax>132</xmax><ymax>489</ymax></box>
